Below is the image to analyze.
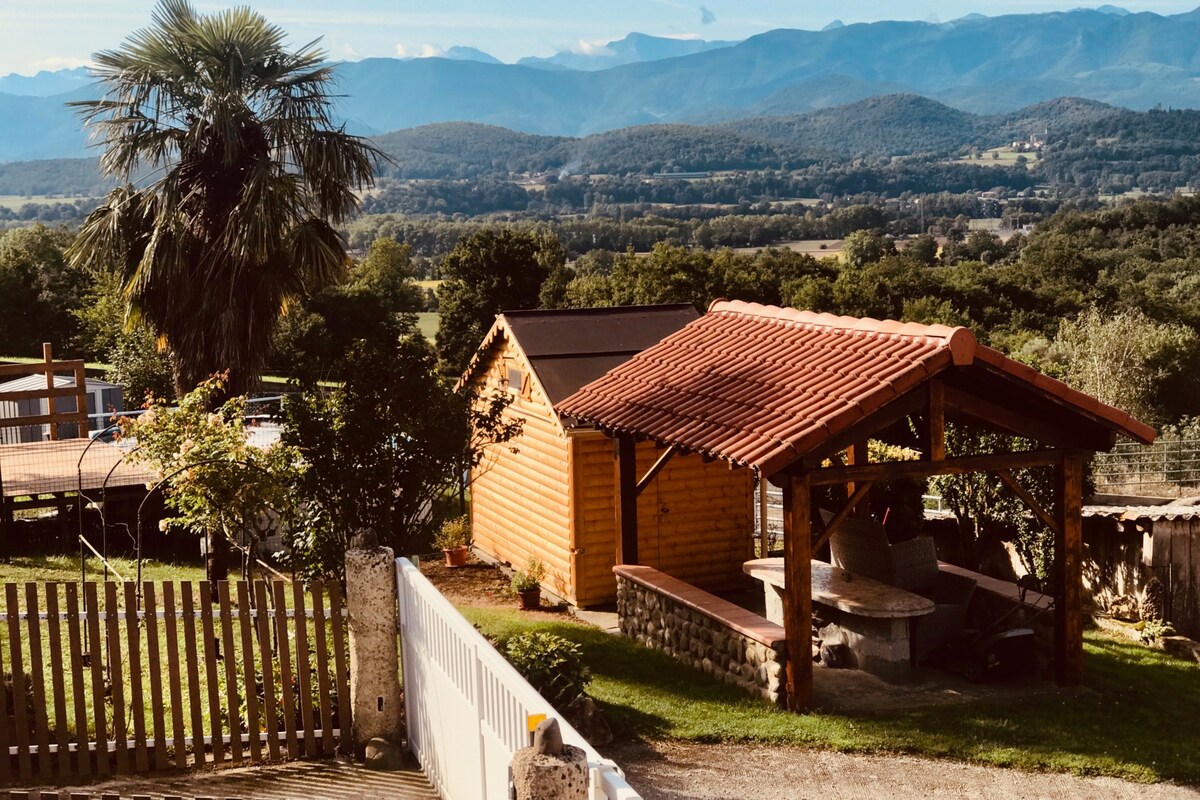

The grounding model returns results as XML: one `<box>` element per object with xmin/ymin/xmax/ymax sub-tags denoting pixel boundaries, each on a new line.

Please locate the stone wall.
<box><xmin>614</xmin><ymin>565</ymin><xmax>787</xmax><ymax>707</ymax></box>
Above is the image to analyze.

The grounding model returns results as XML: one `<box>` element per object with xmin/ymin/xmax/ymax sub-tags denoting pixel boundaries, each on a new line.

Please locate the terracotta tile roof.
<box><xmin>556</xmin><ymin>300</ymin><xmax>1156</xmax><ymax>476</ymax></box>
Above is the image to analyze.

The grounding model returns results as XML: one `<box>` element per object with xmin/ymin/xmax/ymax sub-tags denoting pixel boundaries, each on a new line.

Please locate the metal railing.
<box><xmin>1092</xmin><ymin>438</ymin><xmax>1200</xmax><ymax>497</ymax></box>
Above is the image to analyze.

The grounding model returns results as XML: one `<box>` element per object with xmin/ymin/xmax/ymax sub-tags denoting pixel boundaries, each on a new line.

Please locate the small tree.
<box><xmin>280</xmin><ymin>331</ymin><xmax>520</xmax><ymax>579</ymax></box>
<box><xmin>122</xmin><ymin>376</ymin><xmax>299</xmax><ymax>580</ymax></box>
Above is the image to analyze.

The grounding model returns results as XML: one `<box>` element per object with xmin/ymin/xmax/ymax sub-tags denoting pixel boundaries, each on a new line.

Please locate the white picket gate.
<box><xmin>395</xmin><ymin>558</ymin><xmax>641</xmax><ymax>800</ymax></box>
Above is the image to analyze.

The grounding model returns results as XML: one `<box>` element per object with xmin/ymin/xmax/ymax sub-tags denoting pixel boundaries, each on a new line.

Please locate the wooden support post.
<box><xmin>74</xmin><ymin>363</ymin><xmax>88</xmax><ymax>439</ymax></box>
<box><xmin>614</xmin><ymin>433</ymin><xmax>639</xmax><ymax>565</ymax></box>
<box><xmin>926</xmin><ymin>380</ymin><xmax>945</xmax><ymax>461</ymax></box>
<box><xmin>846</xmin><ymin>441</ymin><xmax>869</xmax><ymax>518</ymax></box>
<box><xmin>782</xmin><ymin>474</ymin><xmax>813</xmax><ymax>712</ymax></box>
<box><xmin>42</xmin><ymin>343</ymin><xmax>57</xmax><ymax>441</ymax></box>
<box><xmin>1054</xmin><ymin>453</ymin><xmax>1084</xmax><ymax>686</ymax></box>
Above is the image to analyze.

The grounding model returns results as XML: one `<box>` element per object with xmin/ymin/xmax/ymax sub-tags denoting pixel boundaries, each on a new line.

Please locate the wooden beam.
<box><xmin>803</xmin><ymin>449</ymin><xmax>1066</xmax><ymax>486</ymax></box>
<box><xmin>782</xmin><ymin>474</ymin><xmax>813</xmax><ymax>713</ymax></box>
<box><xmin>812</xmin><ymin>481</ymin><xmax>873</xmax><ymax>555</ymax></box>
<box><xmin>942</xmin><ymin>383</ymin><xmax>1110</xmax><ymax>451</ymax></box>
<box><xmin>926</xmin><ymin>380</ymin><xmax>945</xmax><ymax>461</ymax></box>
<box><xmin>0</xmin><ymin>360</ymin><xmax>86</xmax><ymax>378</ymax></box>
<box><xmin>1055</xmin><ymin>453</ymin><xmax>1085</xmax><ymax>686</ymax></box>
<box><xmin>996</xmin><ymin>469</ymin><xmax>1060</xmax><ymax>537</ymax></box>
<box><xmin>635</xmin><ymin>444</ymin><xmax>678</xmax><ymax>497</ymax></box>
<box><xmin>614</xmin><ymin>433</ymin><xmax>639</xmax><ymax>565</ymax></box>
<box><xmin>798</xmin><ymin>390</ymin><xmax>927</xmax><ymax>469</ymax></box>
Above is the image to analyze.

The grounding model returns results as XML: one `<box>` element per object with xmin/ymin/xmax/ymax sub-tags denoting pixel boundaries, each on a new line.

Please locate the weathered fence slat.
<box><xmin>253</xmin><ymin>581</ymin><xmax>280</xmax><ymax>762</ymax></box>
<box><xmin>292</xmin><ymin>582</ymin><xmax>316</xmax><ymax>758</ymax></box>
<box><xmin>8</xmin><ymin>583</ymin><xmax>34</xmax><ymax>779</ymax></box>
<box><xmin>123</xmin><ymin>583</ymin><xmax>149</xmax><ymax>773</ymax></box>
<box><xmin>64</xmin><ymin>583</ymin><xmax>88</xmax><ymax>778</ymax></box>
<box><xmin>180</xmin><ymin>582</ymin><xmax>205</xmax><ymax>768</ymax></box>
<box><xmin>217</xmin><ymin>582</ymin><xmax>242</xmax><ymax>763</ymax></box>
<box><xmin>0</xmin><ymin>586</ymin><xmax>12</xmax><ymax>781</ymax></box>
<box><xmin>161</xmin><ymin>583</ymin><xmax>187</xmax><ymax>770</ymax></box>
<box><xmin>272</xmin><ymin>582</ymin><xmax>298</xmax><ymax>760</ymax></box>
<box><xmin>142</xmin><ymin>584</ymin><xmax>168</xmax><ymax>770</ymax></box>
<box><xmin>24</xmin><ymin>583</ymin><xmax>53</xmax><ymax>780</ymax></box>
<box><xmin>104</xmin><ymin>582</ymin><xmax>128</xmax><ymax>773</ymax></box>
<box><xmin>44</xmin><ymin>584</ymin><xmax>71</xmax><ymax>777</ymax></box>
<box><xmin>198</xmin><ymin>582</ymin><xmax>223</xmax><ymax>764</ymax></box>
<box><xmin>83</xmin><ymin>583</ymin><xmax>107</xmax><ymax>776</ymax></box>
<box><xmin>235</xmin><ymin>582</ymin><xmax>261</xmax><ymax>764</ymax></box>
<box><xmin>310</xmin><ymin>580</ymin><xmax>334</xmax><ymax>756</ymax></box>
<box><xmin>328</xmin><ymin>582</ymin><xmax>351</xmax><ymax>755</ymax></box>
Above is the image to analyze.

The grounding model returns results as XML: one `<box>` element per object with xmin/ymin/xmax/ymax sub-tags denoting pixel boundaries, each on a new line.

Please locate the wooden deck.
<box><xmin>0</xmin><ymin>438</ymin><xmax>153</xmax><ymax>497</ymax></box>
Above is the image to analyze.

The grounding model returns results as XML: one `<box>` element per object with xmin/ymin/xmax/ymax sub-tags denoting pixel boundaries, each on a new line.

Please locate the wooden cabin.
<box><xmin>463</xmin><ymin>306</ymin><xmax>755</xmax><ymax>606</ymax></box>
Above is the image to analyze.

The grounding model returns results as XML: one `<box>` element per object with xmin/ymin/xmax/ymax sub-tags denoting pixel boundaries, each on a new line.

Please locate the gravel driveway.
<box><xmin>609</xmin><ymin>741</ymin><xmax>1200</xmax><ymax>800</ymax></box>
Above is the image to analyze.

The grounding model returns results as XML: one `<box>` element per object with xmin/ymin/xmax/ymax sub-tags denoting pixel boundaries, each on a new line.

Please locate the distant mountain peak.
<box><xmin>821</xmin><ymin>20</ymin><xmax>845</xmax><ymax>32</ymax></box>
<box><xmin>442</xmin><ymin>46</ymin><xmax>502</xmax><ymax>64</ymax></box>
<box><xmin>516</xmin><ymin>32</ymin><xmax>737</xmax><ymax>71</ymax></box>
<box><xmin>1095</xmin><ymin>5</ymin><xmax>1131</xmax><ymax>15</ymax></box>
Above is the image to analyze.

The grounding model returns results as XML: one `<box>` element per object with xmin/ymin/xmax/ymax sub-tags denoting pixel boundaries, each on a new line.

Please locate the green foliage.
<box><xmin>0</xmin><ymin>224</ymin><xmax>87</xmax><ymax>355</ymax></box>
<box><xmin>509</xmin><ymin>559</ymin><xmax>546</xmax><ymax>593</ymax></box>
<box><xmin>122</xmin><ymin>377</ymin><xmax>299</xmax><ymax>569</ymax></box>
<box><xmin>280</xmin><ymin>333</ymin><xmax>521</xmax><ymax>578</ymax></box>
<box><xmin>68</xmin><ymin>0</ymin><xmax>381</xmax><ymax>397</ymax></box>
<box><xmin>433</xmin><ymin>515</ymin><xmax>470</xmax><ymax>551</ymax></box>
<box><xmin>501</xmin><ymin>631</ymin><xmax>591</xmax><ymax>709</ymax></box>
<box><xmin>436</xmin><ymin>229</ymin><xmax>563</xmax><ymax>374</ymax></box>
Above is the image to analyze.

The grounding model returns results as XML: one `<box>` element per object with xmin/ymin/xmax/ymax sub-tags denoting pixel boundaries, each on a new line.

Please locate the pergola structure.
<box><xmin>557</xmin><ymin>301</ymin><xmax>1156</xmax><ymax>711</ymax></box>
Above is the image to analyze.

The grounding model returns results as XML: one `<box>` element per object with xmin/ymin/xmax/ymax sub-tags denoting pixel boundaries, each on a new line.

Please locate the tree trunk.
<box><xmin>206</xmin><ymin>529</ymin><xmax>232</xmax><ymax>583</ymax></box>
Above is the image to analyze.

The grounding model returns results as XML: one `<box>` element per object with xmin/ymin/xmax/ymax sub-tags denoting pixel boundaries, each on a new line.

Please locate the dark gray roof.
<box><xmin>502</xmin><ymin>305</ymin><xmax>699</xmax><ymax>406</ymax></box>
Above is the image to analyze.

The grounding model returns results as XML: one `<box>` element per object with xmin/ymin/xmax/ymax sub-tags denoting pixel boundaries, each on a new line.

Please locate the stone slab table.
<box><xmin>743</xmin><ymin>557</ymin><xmax>935</xmax><ymax>682</ymax></box>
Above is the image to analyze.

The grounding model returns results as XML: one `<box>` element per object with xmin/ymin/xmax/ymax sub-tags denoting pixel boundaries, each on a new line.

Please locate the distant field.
<box><xmin>416</xmin><ymin>279</ymin><xmax>443</xmax><ymax>291</ymax></box>
<box><xmin>952</xmin><ymin>147</ymin><xmax>1038</xmax><ymax>170</ymax></box>
<box><xmin>734</xmin><ymin>239</ymin><xmax>843</xmax><ymax>258</ymax></box>
<box><xmin>416</xmin><ymin>311</ymin><xmax>439</xmax><ymax>341</ymax></box>
<box><xmin>0</xmin><ymin>194</ymin><xmax>94</xmax><ymax>210</ymax></box>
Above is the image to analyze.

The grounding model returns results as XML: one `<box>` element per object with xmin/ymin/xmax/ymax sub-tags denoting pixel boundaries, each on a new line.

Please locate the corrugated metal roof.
<box><xmin>556</xmin><ymin>300</ymin><xmax>1156</xmax><ymax>476</ymax></box>
<box><xmin>0</xmin><ymin>374</ymin><xmax>118</xmax><ymax>392</ymax></box>
<box><xmin>1084</xmin><ymin>504</ymin><xmax>1200</xmax><ymax>522</ymax></box>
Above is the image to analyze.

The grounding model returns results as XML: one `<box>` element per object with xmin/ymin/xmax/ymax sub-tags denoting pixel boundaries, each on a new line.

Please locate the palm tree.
<box><xmin>68</xmin><ymin>0</ymin><xmax>381</xmax><ymax>398</ymax></box>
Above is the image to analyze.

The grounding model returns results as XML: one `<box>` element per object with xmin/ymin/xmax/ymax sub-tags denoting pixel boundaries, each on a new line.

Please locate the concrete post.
<box><xmin>344</xmin><ymin>546</ymin><xmax>403</xmax><ymax>754</ymax></box>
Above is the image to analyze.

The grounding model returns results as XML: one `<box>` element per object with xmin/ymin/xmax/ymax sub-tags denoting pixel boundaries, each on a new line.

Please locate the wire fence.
<box><xmin>1092</xmin><ymin>437</ymin><xmax>1200</xmax><ymax>497</ymax></box>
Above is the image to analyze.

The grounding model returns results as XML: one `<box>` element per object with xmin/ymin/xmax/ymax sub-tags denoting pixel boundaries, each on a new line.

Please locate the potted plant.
<box><xmin>511</xmin><ymin>559</ymin><xmax>546</xmax><ymax>610</ymax></box>
<box><xmin>434</xmin><ymin>515</ymin><xmax>471</xmax><ymax>567</ymax></box>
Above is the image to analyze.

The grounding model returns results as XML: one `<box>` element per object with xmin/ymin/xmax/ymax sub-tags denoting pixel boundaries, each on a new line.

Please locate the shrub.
<box><xmin>510</xmin><ymin>559</ymin><xmax>545</xmax><ymax>593</ymax></box>
<box><xmin>503</xmin><ymin>631</ymin><xmax>590</xmax><ymax>708</ymax></box>
<box><xmin>434</xmin><ymin>515</ymin><xmax>471</xmax><ymax>550</ymax></box>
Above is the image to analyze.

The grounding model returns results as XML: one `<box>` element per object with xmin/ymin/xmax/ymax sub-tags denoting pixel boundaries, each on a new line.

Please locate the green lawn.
<box><xmin>0</xmin><ymin>554</ymin><xmax>204</xmax><ymax>585</ymax></box>
<box><xmin>465</xmin><ymin>607</ymin><xmax>1200</xmax><ymax>785</ymax></box>
<box><xmin>416</xmin><ymin>311</ymin><xmax>439</xmax><ymax>342</ymax></box>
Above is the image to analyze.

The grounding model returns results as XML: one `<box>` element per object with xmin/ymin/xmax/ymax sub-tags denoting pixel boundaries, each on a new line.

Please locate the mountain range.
<box><xmin>4</xmin><ymin>7</ymin><xmax>1200</xmax><ymax>162</ymax></box>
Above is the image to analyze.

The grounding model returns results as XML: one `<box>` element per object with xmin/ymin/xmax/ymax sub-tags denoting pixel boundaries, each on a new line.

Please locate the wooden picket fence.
<box><xmin>0</xmin><ymin>580</ymin><xmax>351</xmax><ymax>783</ymax></box>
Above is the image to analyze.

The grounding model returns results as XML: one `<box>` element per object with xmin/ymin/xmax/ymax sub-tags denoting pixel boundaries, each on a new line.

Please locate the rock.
<box><xmin>364</xmin><ymin>737</ymin><xmax>405</xmax><ymax>771</ymax></box>
<box><xmin>565</xmin><ymin>695</ymin><xmax>613</xmax><ymax>747</ymax></box>
<box><xmin>532</xmin><ymin>717</ymin><xmax>563</xmax><ymax>756</ymax></box>
<box><xmin>1108</xmin><ymin>594</ymin><xmax>1139</xmax><ymax>621</ymax></box>
<box><xmin>1141</xmin><ymin>577</ymin><xmax>1166</xmax><ymax>622</ymax></box>
<box><xmin>512</xmin><ymin>743</ymin><xmax>589</xmax><ymax>800</ymax></box>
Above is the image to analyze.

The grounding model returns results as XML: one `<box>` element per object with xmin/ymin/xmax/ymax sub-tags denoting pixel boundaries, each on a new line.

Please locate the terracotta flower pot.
<box><xmin>443</xmin><ymin>546</ymin><xmax>468</xmax><ymax>568</ymax></box>
<box><xmin>518</xmin><ymin>588</ymin><xmax>541</xmax><ymax>610</ymax></box>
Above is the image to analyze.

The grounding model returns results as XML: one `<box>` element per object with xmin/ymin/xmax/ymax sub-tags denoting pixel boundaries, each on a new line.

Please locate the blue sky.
<box><xmin>1</xmin><ymin>1</ymin><xmax>1197</xmax><ymax>76</ymax></box>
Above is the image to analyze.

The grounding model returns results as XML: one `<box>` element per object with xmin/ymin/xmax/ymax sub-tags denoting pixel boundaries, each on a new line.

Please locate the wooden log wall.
<box><xmin>0</xmin><ymin>580</ymin><xmax>350</xmax><ymax>783</ymax></box>
<box><xmin>572</xmin><ymin>431</ymin><xmax>755</xmax><ymax>606</ymax></box>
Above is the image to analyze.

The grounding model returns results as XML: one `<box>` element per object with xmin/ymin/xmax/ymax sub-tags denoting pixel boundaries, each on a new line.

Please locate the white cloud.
<box><xmin>394</xmin><ymin>43</ymin><xmax>408</xmax><ymax>58</ymax></box>
<box><xmin>570</xmin><ymin>38</ymin><xmax>615</xmax><ymax>56</ymax></box>
<box><xmin>417</xmin><ymin>44</ymin><xmax>444</xmax><ymax>58</ymax></box>
<box><xmin>30</xmin><ymin>56</ymin><xmax>92</xmax><ymax>71</ymax></box>
<box><xmin>660</xmin><ymin>33</ymin><xmax>703</xmax><ymax>40</ymax></box>
<box><xmin>342</xmin><ymin>44</ymin><xmax>361</xmax><ymax>59</ymax></box>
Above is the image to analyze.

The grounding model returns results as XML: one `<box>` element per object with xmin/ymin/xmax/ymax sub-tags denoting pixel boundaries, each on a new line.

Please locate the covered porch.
<box><xmin>557</xmin><ymin>301</ymin><xmax>1156</xmax><ymax>711</ymax></box>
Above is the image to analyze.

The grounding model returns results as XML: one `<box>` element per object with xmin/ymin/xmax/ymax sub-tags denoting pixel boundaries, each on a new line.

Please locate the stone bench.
<box><xmin>613</xmin><ymin>565</ymin><xmax>788</xmax><ymax>706</ymax></box>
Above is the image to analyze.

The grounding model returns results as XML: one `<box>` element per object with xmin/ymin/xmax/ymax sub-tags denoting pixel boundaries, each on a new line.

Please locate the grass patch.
<box><xmin>0</xmin><ymin>554</ymin><xmax>204</xmax><ymax>584</ymax></box>
<box><xmin>464</xmin><ymin>607</ymin><xmax>1200</xmax><ymax>784</ymax></box>
<box><xmin>416</xmin><ymin>311</ymin><xmax>439</xmax><ymax>342</ymax></box>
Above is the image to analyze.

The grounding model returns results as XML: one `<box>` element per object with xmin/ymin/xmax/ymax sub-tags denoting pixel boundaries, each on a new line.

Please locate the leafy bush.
<box><xmin>510</xmin><ymin>559</ymin><xmax>545</xmax><ymax>593</ymax></box>
<box><xmin>433</xmin><ymin>515</ymin><xmax>470</xmax><ymax>550</ymax></box>
<box><xmin>503</xmin><ymin>631</ymin><xmax>590</xmax><ymax>708</ymax></box>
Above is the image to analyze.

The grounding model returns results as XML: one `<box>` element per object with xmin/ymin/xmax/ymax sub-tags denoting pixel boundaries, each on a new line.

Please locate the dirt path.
<box><xmin>609</xmin><ymin>741</ymin><xmax>1200</xmax><ymax>800</ymax></box>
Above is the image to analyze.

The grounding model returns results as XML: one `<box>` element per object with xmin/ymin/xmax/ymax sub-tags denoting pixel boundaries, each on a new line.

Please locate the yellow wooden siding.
<box><xmin>469</xmin><ymin>335</ymin><xmax>575</xmax><ymax>602</ymax></box>
<box><xmin>571</xmin><ymin>431</ymin><xmax>754</xmax><ymax>606</ymax></box>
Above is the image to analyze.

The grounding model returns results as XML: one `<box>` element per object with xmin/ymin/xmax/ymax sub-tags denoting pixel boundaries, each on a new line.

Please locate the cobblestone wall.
<box><xmin>615</xmin><ymin>572</ymin><xmax>787</xmax><ymax>706</ymax></box>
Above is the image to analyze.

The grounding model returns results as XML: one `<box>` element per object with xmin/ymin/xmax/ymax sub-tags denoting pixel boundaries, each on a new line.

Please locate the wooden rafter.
<box><xmin>995</xmin><ymin>469</ymin><xmax>1060</xmax><ymax>536</ymax></box>
<box><xmin>812</xmin><ymin>481</ymin><xmax>873</xmax><ymax>554</ymax></box>
<box><xmin>635</xmin><ymin>444</ymin><xmax>678</xmax><ymax>496</ymax></box>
